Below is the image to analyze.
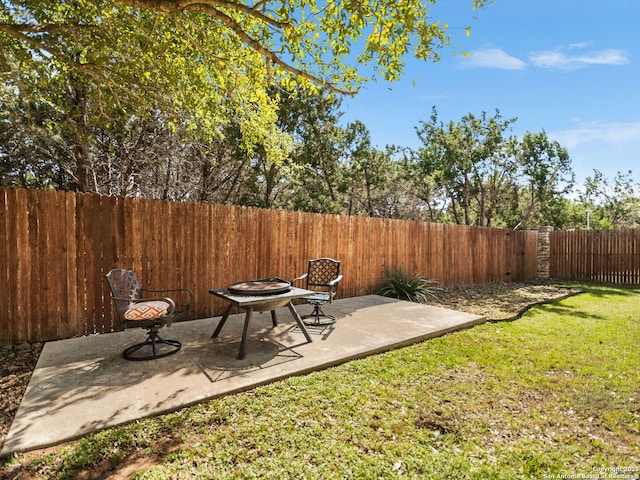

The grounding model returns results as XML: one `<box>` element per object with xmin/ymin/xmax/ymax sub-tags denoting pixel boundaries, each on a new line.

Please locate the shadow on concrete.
<box><xmin>1</xmin><ymin>295</ymin><xmax>484</xmax><ymax>456</ymax></box>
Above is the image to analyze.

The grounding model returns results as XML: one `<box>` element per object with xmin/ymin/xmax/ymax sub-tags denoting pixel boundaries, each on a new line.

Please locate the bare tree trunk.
<box><xmin>66</xmin><ymin>74</ymin><xmax>93</xmax><ymax>193</ymax></box>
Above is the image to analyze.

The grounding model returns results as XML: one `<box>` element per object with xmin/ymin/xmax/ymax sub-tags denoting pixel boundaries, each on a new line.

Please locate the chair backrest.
<box><xmin>105</xmin><ymin>269</ymin><xmax>141</xmax><ymax>315</ymax></box>
<box><xmin>306</xmin><ymin>258</ymin><xmax>340</xmax><ymax>289</ymax></box>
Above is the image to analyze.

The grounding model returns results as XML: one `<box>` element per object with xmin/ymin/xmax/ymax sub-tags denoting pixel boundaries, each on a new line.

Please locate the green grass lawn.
<box><xmin>4</xmin><ymin>284</ymin><xmax>640</xmax><ymax>479</ymax></box>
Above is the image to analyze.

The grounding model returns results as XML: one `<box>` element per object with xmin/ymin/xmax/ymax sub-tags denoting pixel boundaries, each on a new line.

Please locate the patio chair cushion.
<box><xmin>123</xmin><ymin>300</ymin><xmax>171</xmax><ymax>320</ymax></box>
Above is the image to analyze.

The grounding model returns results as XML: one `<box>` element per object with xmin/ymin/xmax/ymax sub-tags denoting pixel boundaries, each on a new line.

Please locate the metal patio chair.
<box><xmin>105</xmin><ymin>269</ymin><xmax>194</xmax><ymax>361</ymax></box>
<box><xmin>291</xmin><ymin>258</ymin><xmax>343</xmax><ymax>326</ymax></box>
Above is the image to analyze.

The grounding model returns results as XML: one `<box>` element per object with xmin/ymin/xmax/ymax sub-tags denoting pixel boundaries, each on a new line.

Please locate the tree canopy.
<box><xmin>2</xmin><ymin>0</ymin><xmax>487</xmax><ymax>94</ymax></box>
<box><xmin>414</xmin><ymin>108</ymin><xmax>576</xmax><ymax>229</ymax></box>
<box><xmin>1</xmin><ymin>0</ymin><xmax>486</xmax><ymax>190</ymax></box>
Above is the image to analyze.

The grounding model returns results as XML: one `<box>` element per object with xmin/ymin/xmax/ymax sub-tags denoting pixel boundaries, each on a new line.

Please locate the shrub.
<box><xmin>377</xmin><ymin>268</ymin><xmax>440</xmax><ymax>303</ymax></box>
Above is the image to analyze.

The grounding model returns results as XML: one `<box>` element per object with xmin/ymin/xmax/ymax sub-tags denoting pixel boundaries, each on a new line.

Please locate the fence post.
<box><xmin>536</xmin><ymin>226</ymin><xmax>553</xmax><ymax>280</ymax></box>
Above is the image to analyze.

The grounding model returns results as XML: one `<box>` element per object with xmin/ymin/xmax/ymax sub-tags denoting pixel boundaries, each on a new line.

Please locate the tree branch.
<box><xmin>181</xmin><ymin>4</ymin><xmax>356</xmax><ymax>95</ymax></box>
<box><xmin>0</xmin><ymin>23</ymin><xmax>154</xmax><ymax>115</ymax></box>
<box><xmin>0</xmin><ymin>24</ymin><xmax>100</xmax><ymax>78</ymax></box>
<box><xmin>0</xmin><ymin>23</ymin><xmax>100</xmax><ymax>34</ymax></box>
<box><xmin>124</xmin><ymin>0</ymin><xmax>289</xmax><ymax>29</ymax></box>
<box><xmin>1</xmin><ymin>0</ymin><xmax>358</xmax><ymax>96</ymax></box>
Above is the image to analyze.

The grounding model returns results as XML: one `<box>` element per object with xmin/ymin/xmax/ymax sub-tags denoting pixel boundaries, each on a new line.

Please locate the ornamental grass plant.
<box><xmin>377</xmin><ymin>268</ymin><xmax>441</xmax><ymax>303</ymax></box>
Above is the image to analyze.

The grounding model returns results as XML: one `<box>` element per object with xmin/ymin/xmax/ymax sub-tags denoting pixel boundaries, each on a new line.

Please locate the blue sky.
<box><xmin>340</xmin><ymin>0</ymin><xmax>639</xmax><ymax>188</ymax></box>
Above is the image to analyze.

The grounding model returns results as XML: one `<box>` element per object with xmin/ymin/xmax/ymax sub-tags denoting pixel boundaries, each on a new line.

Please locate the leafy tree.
<box><xmin>0</xmin><ymin>79</ymin><xmax>69</xmax><ymax>189</ymax></box>
<box><xmin>511</xmin><ymin>131</ymin><xmax>574</xmax><ymax>229</ymax></box>
<box><xmin>578</xmin><ymin>170</ymin><xmax>640</xmax><ymax>229</ymax></box>
<box><xmin>415</xmin><ymin>108</ymin><xmax>518</xmax><ymax>226</ymax></box>
<box><xmin>2</xmin><ymin>0</ymin><xmax>487</xmax><ymax>94</ymax></box>
<box><xmin>341</xmin><ymin>125</ymin><xmax>420</xmax><ymax>218</ymax></box>
<box><xmin>403</xmin><ymin>147</ymin><xmax>449</xmax><ymax>222</ymax></box>
<box><xmin>413</xmin><ymin>110</ymin><xmax>577</xmax><ymax>229</ymax></box>
<box><xmin>367</xmin><ymin>148</ymin><xmax>428</xmax><ymax>220</ymax></box>
<box><xmin>281</xmin><ymin>90</ymin><xmax>348</xmax><ymax>214</ymax></box>
<box><xmin>0</xmin><ymin>1</ymin><xmax>288</xmax><ymax>191</ymax></box>
<box><xmin>1</xmin><ymin>0</ymin><xmax>487</xmax><ymax>191</ymax></box>
<box><xmin>93</xmin><ymin>113</ymin><xmax>215</xmax><ymax>200</ymax></box>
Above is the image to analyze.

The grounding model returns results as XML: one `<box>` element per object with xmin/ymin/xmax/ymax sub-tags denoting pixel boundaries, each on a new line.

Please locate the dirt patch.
<box><xmin>433</xmin><ymin>282</ymin><xmax>582</xmax><ymax>321</ymax></box>
<box><xmin>0</xmin><ymin>343</ymin><xmax>43</xmax><ymax>449</ymax></box>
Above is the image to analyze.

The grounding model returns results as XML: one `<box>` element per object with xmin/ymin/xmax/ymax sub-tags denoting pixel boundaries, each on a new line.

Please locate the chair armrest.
<box><xmin>290</xmin><ymin>273</ymin><xmax>308</xmax><ymax>285</ymax></box>
<box><xmin>328</xmin><ymin>274</ymin><xmax>343</xmax><ymax>286</ymax></box>
<box><xmin>141</xmin><ymin>288</ymin><xmax>194</xmax><ymax>310</ymax></box>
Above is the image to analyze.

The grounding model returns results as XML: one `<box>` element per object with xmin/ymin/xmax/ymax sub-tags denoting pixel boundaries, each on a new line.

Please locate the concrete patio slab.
<box><xmin>1</xmin><ymin>295</ymin><xmax>484</xmax><ymax>456</ymax></box>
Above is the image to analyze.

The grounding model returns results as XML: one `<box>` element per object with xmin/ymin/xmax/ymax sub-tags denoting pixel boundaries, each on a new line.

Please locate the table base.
<box><xmin>212</xmin><ymin>302</ymin><xmax>312</xmax><ymax>359</ymax></box>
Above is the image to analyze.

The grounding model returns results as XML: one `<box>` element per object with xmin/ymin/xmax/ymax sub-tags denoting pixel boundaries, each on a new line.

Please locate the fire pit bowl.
<box><xmin>227</xmin><ymin>277</ymin><xmax>291</xmax><ymax>296</ymax></box>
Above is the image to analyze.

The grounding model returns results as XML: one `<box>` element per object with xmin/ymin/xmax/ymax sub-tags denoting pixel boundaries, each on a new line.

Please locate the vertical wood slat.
<box><xmin>34</xmin><ymin>190</ymin><xmax>49</xmax><ymax>340</ymax></box>
<box><xmin>60</xmin><ymin>192</ymin><xmax>78</xmax><ymax>340</ymax></box>
<box><xmin>0</xmin><ymin>190</ymin><xmax>11</xmax><ymax>340</ymax></box>
<box><xmin>83</xmin><ymin>193</ymin><xmax>100</xmax><ymax>334</ymax></box>
<box><xmin>41</xmin><ymin>190</ymin><xmax>65</xmax><ymax>340</ymax></box>
<box><xmin>0</xmin><ymin>189</ymin><xmax>9</xmax><ymax>342</ymax></box>
<box><xmin>27</xmin><ymin>189</ymin><xmax>41</xmax><ymax>342</ymax></box>
<box><xmin>75</xmin><ymin>193</ymin><xmax>88</xmax><ymax>336</ymax></box>
<box><xmin>103</xmin><ymin>195</ymin><xmax>120</xmax><ymax>332</ymax></box>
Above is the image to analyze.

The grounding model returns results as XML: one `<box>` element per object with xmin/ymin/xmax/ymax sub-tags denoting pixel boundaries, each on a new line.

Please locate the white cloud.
<box><xmin>463</xmin><ymin>48</ymin><xmax>527</xmax><ymax>70</ymax></box>
<box><xmin>567</xmin><ymin>41</ymin><xmax>593</xmax><ymax>50</ymax></box>
<box><xmin>549</xmin><ymin>121</ymin><xmax>640</xmax><ymax>185</ymax></box>
<box><xmin>529</xmin><ymin>46</ymin><xmax>629</xmax><ymax>70</ymax></box>
<box><xmin>551</xmin><ymin>121</ymin><xmax>640</xmax><ymax>150</ymax></box>
<box><xmin>462</xmin><ymin>43</ymin><xmax>628</xmax><ymax>72</ymax></box>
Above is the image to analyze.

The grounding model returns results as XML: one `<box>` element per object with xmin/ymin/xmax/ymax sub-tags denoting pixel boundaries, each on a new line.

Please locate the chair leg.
<box><xmin>123</xmin><ymin>325</ymin><xmax>182</xmax><ymax>361</ymax></box>
<box><xmin>300</xmin><ymin>302</ymin><xmax>337</xmax><ymax>326</ymax></box>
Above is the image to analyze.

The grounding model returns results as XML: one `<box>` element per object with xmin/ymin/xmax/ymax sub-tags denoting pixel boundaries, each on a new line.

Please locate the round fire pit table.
<box><xmin>227</xmin><ymin>278</ymin><xmax>291</xmax><ymax>296</ymax></box>
<box><xmin>209</xmin><ymin>279</ymin><xmax>315</xmax><ymax>359</ymax></box>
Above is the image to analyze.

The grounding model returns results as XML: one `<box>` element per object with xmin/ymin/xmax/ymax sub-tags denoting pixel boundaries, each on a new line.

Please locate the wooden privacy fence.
<box><xmin>550</xmin><ymin>229</ymin><xmax>640</xmax><ymax>284</ymax></box>
<box><xmin>0</xmin><ymin>187</ymin><xmax>538</xmax><ymax>344</ymax></box>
